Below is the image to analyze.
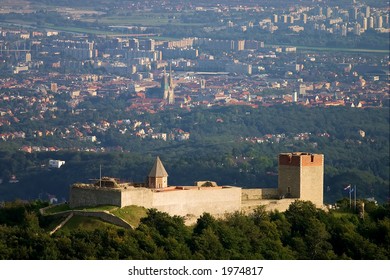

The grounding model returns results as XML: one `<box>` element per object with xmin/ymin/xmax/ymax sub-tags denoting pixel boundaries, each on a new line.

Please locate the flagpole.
<box><xmin>349</xmin><ymin>186</ymin><xmax>352</xmax><ymax>209</ymax></box>
<box><xmin>354</xmin><ymin>185</ymin><xmax>357</xmax><ymax>212</ymax></box>
<box><xmin>100</xmin><ymin>164</ymin><xmax>102</xmax><ymax>188</ymax></box>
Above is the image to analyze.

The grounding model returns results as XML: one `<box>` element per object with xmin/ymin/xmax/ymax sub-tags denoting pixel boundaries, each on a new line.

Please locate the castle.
<box><xmin>69</xmin><ymin>153</ymin><xmax>324</xmax><ymax>219</ymax></box>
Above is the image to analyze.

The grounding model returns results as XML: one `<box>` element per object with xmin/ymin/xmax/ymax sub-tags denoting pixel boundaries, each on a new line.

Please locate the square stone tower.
<box><xmin>278</xmin><ymin>152</ymin><xmax>324</xmax><ymax>207</ymax></box>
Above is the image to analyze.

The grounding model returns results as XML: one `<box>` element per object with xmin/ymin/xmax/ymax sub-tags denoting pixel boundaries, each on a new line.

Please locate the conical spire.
<box><xmin>148</xmin><ymin>156</ymin><xmax>168</xmax><ymax>177</ymax></box>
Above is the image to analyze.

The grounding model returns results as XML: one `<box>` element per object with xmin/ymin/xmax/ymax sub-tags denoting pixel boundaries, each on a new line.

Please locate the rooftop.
<box><xmin>148</xmin><ymin>156</ymin><xmax>168</xmax><ymax>177</ymax></box>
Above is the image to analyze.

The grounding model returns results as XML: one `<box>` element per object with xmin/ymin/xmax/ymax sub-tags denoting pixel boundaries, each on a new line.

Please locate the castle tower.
<box><xmin>278</xmin><ymin>152</ymin><xmax>324</xmax><ymax>207</ymax></box>
<box><xmin>148</xmin><ymin>156</ymin><xmax>168</xmax><ymax>189</ymax></box>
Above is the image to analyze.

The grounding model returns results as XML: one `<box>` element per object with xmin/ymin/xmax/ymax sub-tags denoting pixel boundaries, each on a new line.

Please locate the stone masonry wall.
<box><xmin>300</xmin><ymin>165</ymin><xmax>324</xmax><ymax>207</ymax></box>
<box><xmin>278</xmin><ymin>165</ymin><xmax>301</xmax><ymax>198</ymax></box>
<box><xmin>69</xmin><ymin>186</ymin><xmax>122</xmax><ymax>208</ymax></box>
<box><xmin>241</xmin><ymin>188</ymin><xmax>279</xmax><ymax>200</ymax></box>
<box><xmin>148</xmin><ymin>187</ymin><xmax>242</xmax><ymax>217</ymax></box>
<box><xmin>121</xmin><ymin>187</ymin><xmax>153</xmax><ymax>208</ymax></box>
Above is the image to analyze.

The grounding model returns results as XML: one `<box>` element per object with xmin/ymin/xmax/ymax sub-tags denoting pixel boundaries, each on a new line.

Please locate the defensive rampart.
<box><xmin>70</xmin><ymin>185</ymin><xmax>242</xmax><ymax>218</ymax></box>
<box><xmin>241</xmin><ymin>188</ymin><xmax>279</xmax><ymax>200</ymax></box>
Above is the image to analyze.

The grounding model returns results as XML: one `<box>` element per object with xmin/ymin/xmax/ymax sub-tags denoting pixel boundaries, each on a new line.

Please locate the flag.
<box><xmin>344</xmin><ymin>184</ymin><xmax>351</xmax><ymax>190</ymax></box>
<box><xmin>350</xmin><ymin>187</ymin><xmax>354</xmax><ymax>194</ymax></box>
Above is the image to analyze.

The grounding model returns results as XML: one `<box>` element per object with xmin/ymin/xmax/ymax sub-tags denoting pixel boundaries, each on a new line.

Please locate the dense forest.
<box><xmin>0</xmin><ymin>200</ymin><xmax>388</xmax><ymax>259</ymax></box>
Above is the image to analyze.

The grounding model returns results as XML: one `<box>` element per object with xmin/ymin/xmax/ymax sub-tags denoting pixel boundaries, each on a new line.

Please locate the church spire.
<box><xmin>168</xmin><ymin>63</ymin><xmax>175</xmax><ymax>104</ymax></box>
<box><xmin>162</xmin><ymin>67</ymin><xmax>169</xmax><ymax>100</ymax></box>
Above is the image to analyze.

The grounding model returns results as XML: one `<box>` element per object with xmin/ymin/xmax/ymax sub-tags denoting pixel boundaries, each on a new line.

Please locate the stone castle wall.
<box><xmin>70</xmin><ymin>185</ymin><xmax>242</xmax><ymax>218</ymax></box>
<box><xmin>150</xmin><ymin>187</ymin><xmax>242</xmax><ymax>217</ymax></box>
<box><xmin>121</xmin><ymin>187</ymin><xmax>153</xmax><ymax>208</ymax></box>
<box><xmin>70</xmin><ymin>185</ymin><xmax>122</xmax><ymax>208</ymax></box>
<box><xmin>241</xmin><ymin>188</ymin><xmax>279</xmax><ymax>200</ymax></box>
<box><xmin>241</xmin><ymin>198</ymin><xmax>297</xmax><ymax>214</ymax></box>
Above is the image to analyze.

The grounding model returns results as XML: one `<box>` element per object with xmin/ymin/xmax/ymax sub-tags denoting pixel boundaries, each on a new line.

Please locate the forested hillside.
<box><xmin>0</xmin><ymin>200</ymin><xmax>388</xmax><ymax>259</ymax></box>
<box><xmin>0</xmin><ymin>106</ymin><xmax>388</xmax><ymax>204</ymax></box>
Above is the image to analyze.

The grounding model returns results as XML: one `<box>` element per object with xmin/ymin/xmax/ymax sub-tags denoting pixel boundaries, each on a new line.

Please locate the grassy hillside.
<box><xmin>42</xmin><ymin>204</ymin><xmax>148</xmax><ymax>230</ymax></box>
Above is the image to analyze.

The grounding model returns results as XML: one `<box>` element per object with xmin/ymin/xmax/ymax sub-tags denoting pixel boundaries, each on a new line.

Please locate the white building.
<box><xmin>49</xmin><ymin>160</ymin><xmax>66</xmax><ymax>168</ymax></box>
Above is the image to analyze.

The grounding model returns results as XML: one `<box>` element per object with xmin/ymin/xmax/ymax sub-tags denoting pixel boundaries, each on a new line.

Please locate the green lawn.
<box><xmin>75</xmin><ymin>205</ymin><xmax>118</xmax><ymax>212</ymax></box>
<box><xmin>43</xmin><ymin>23</ymin><xmax>115</xmax><ymax>35</ymax></box>
<box><xmin>265</xmin><ymin>43</ymin><xmax>389</xmax><ymax>54</ymax></box>
<box><xmin>60</xmin><ymin>215</ymin><xmax>121</xmax><ymax>232</ymax></box>
<box><xmin>43</xmin><ymin>204</ymin><xmax>147</xmax><ymax>228</ymax></box>
<box><xmin>43</xmin><ymin>203</ymin><xmax>71</xmax><ymax>214</ymax></box>
<box><xmin>88</xmin><ymin>13</ymin><xmax>204</xmax><ymax>27</ymax></box>
<box><xmin>111</xmin><ymin>205</ymin><xmax>147</xmax><ymax>227</ymax></box>
<box><xmin>43</xmin><ymin>204</ymin><xmax>118</xmax><ymax>214</ymax></box>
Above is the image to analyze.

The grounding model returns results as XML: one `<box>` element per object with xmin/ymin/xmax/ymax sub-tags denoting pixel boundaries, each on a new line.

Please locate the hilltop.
<box><xmin>0</xmin><ymin>199</ymin><xmax>389</xmax><ymax>259</ymax></box>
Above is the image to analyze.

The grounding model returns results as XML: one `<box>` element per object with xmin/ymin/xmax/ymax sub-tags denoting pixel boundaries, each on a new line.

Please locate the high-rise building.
<box><xmin>354</xmin><ymin>23</ymin><xmax>361</xmax><ymax>35</ymax></box>
<box><xmin>145</xmin><ymin>39</ymin><xmax>155</xmax><ymax>51</ymax></box>
<box><xmin>350</xmin><ymin>7</ymin><xmax>358</xmax><ymax>21</ymax></box>
<box><xmin>377</xmin><ymin>16</ymin><xmax>383</xmax><ymax>28</ymax></box>
<box><xmin>292</xmin><ymin>91</ymin><xmax>298</xmax><ymax>102</ymax></box>
<box><xmin>302</xmin><ymin>13</ymin><xmax>307</xmax><ymax>24</ymax></box>
<box><xmin>200</xmin><ymin>79</ymin><xmax>206</xmax><ymax>89</ymax></box>
<box><xmin>236</xmin><ymin>40</ymin><xmax>245</xmax><ymax>51</ymax></box>
<box><xmin>318</xmin><ymin>7</ymin><xmax>323</xmax><ymax>16</ymax></box>
<box><xmin>341</xmin><ymin>24</ymin><xmax>347</xmax><ymax>36</ymax></box>
<box><xmin>278</xmin><ymin>152</ymin><xmax>324</xmax><ymax>207</ymax></box>
<box><xmin>25</xmin><ymin>52</ymin><xmax>31</xmax><ymax>62</ymax></box>
<box><xmin>299</xmin><ymin>84</ymin><xmax>306</xmax><ymax>96</ymax></box>
<box><xmin>368</xmin><ymin>16</ymin><xmax>374</xmax><ymax>29</ymax></box>
<box><xmin>365</xmin><ymin>5</ymin><xmax>370</xmax><ymax>18</ymax></box>
<box><xmin>362</xmin><ymin>17</ymin><xmax>367</xmax><ymax>30</ymax></box>
<box><xmin>326</xmin><ymin>7</ymin><xmax>332</xmax><ymax>18</ymax></box>
<box><xmin>129</xmin><ymin>38</ymin><xmax>139</xmax><ymax>50</ymax></box>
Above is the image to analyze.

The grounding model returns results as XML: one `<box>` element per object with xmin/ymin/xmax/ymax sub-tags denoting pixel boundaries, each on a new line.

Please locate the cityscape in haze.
<box><xmin>0</xmin><ymin>0</ymin><xmax>388</xmax><ymax>260</ymax></box>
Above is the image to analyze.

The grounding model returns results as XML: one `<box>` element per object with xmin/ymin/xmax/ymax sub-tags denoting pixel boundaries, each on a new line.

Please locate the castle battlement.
<box><xmin>279</xmin><ymin>152</ymin><xmax>324</xmax><ymax>167</ymax></box>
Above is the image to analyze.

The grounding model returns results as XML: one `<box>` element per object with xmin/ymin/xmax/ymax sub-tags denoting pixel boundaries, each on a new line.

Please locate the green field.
<box><xmin>111</xmin><ymin>205</ymin><xmax>147</xmax><ymax>227</ymax></box>
<box><xmin>90</xmin><ymin>13</ymin><xmax>204</xmax><ymax>27</ymax></box>
<box><xmin>43</xmin><ymin>203</ymin><xmax>71</xmax><ymax>214</ymax></box>
<box><xmin>43</xmin><ymin>204</ymin><xmax>118</xmax><ymax>214</ymax></box>
<box><xmin>42</xmin><ymin>203</ymin><xmax>147</xmax><ymax>228</ymax></box>
<box><xmin>265</xmin><ymin>43</ymin><xmax>389</xmax><ymax>54</ymax></box>
<box><xmin>60</xmin><ymin>215</ymin><xmax>122</xmax><ymax>232</ymax></box>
